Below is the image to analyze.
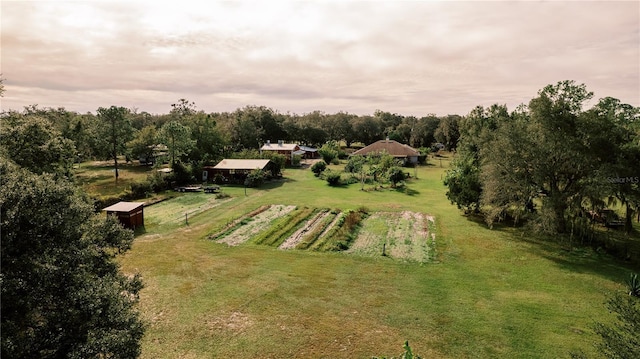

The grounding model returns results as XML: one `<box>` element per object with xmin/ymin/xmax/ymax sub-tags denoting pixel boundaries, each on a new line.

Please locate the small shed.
<box><xmin>102</xmin><ymin>201</ymin><xmax>145</xmax><ymax>229</ymax></box>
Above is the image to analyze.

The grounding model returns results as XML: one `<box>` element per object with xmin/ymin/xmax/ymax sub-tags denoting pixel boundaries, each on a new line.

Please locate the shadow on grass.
<box><xmin>133</xmin><ymin>226</ymin><xmax>147</xmax><ymax>236</ymax></box>
<box><xmin>393</xmin><ymin>186</ymin><xmax>420</xmax><ymax>196</ymax></box>
<box><xmin>517</xmin><ymin>230</ymin><xmax>638</xmax><ymax>282</ymax></box>
<box><xmin>458</xmin><ymin>211</ymin><xmax>638</xmax><ymax>281</ymax></box>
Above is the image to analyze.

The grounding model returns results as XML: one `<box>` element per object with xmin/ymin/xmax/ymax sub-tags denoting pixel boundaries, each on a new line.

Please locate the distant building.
<box><xmin>298</xmin><ymin>145</ymin><xmax>319</xmax><ymax>159</ymax></box>
<box><xmin>102</xmin><ymin>202</ymin><xmax>144</xmax><ymax>230</ymax></box>
<box><xmin>204</xmin><ymin>159</ymin><xmax>277</xmax><ymax>183</ymax></box>
<box><xmin>260</xmin><ymin>140</ymin><xmax>302</xmax><ymax>164</ymax></box>
<box><xmin>350</xmin><ymin>139</ymin><xmax>420</xmax><ymax>165</ymax></box>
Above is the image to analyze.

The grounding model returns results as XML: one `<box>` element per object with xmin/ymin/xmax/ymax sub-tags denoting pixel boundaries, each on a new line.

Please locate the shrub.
<box><xmin>130</xmin><ymin>179</ymin><xmax>153</xmax><ymax>198</ymax></box>
<box><xmin>311</xmin><ymin>161</ymin><xmax>327</xmax><ymax>176</ymax></box>
<box><xmin>323</xmin><ymin>169</ymin><xmax>342</xmax><ymax>186</ymax></box>
<box><xmin>244</xmin><ymin>169</ymin><xmax>265</xmax><ymax>187</ymax></box>
<box><xmin>213</xmin><ymin>173</ymin><xmax>226</xmax><ymax>184</ymax></box>
<box><xmin>171</xmin><ymin>161</ymin><xmax>193</xmax><ymax>185</ymax></box>
<box><xmin>330</xmin><ymin>157</ymin><xmax>340</xmax><ymax>165</ymax></box>
<box><xmin>291</xmin><ymin>154</ymin><xmax>302</xmax><ymax>167</ymax></box>
<box><xmin>318</xmin><ymin>148</ymin><xmax>338</xmax><ymax>164</ymax></box>
<box><xmin>387</xmin><ymin>166</ymin><xmax>407</xmax><ymax>187</ymax></box>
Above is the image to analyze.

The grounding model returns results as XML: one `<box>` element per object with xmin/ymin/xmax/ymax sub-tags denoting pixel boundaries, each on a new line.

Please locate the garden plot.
<box><xmin>211</xmin><ymin>206</ymin><xmax>436</xmax><ymax>262</ymax></box>
<box><xmin>348</xmin><ymin>211</ymin><xmax>435</xmax><ymax>262</ymax></box>
<box><xmin>217</xmin><ymin>205</ymin><xmax>296</xmax><ymax>246</ymax></box>
<box><xmin>279</xmin><ymin>210</ymin><xmax>332</xmax><ymax>249</ymax></box>
<box><xmin>145</xmin><ymin>193</ymin><xmax>232</xmax><ymax>226</ymax></box>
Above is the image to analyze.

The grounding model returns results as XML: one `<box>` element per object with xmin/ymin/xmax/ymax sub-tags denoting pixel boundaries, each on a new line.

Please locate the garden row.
<box><xmin>209</xmin><ymin>204</ymin><xmax>436</xmax><ymax>262</ymax></box>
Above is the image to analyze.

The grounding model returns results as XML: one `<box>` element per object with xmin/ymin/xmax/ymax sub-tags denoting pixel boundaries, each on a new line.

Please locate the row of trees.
<box><xmin>1</xmin><ymin>101</ymin><xmax>460</xmax><ymax>179</ymax></box>
<box><xmin>444</xmin><ymin>80</ymin><xmax>640</xmax><ymax>236</ymax></box>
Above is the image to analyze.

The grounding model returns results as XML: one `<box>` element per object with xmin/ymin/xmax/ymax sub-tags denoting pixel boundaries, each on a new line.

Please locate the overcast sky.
<box><xmin>1</xmin><ymin>0</ymin><xmax>638</xmax><ymax>117</ymax></box>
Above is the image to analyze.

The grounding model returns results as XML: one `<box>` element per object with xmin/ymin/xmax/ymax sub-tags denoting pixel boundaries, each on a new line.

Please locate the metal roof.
<box><xmin>213</xmin><ymin>159</ymin><xmax>271</xmax><ymax>170</ymax></box>
<box><xmin>298</xmin><ymin>145</ymin><xmax>317</xmax><ymax>152</ymax></box>
<box><xmin>102</xmin><ymin>202</ymin><xmax>145</xmax><ymax>212</ymax></box>
<box><xmin>260</xmin><ymin>143</ymin><xmax>299</xmax><ymax>151</ymax></box>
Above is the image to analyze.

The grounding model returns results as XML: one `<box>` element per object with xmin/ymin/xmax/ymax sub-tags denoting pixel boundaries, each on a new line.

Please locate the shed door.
<box><xmin>202</xmin><ymin>170</ymin><xmax>208</xmax><ymax>181</ymax></box>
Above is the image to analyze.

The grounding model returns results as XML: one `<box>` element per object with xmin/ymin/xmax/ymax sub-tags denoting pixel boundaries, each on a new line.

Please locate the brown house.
<box><xmin>102</xmin><ymin>202</ymin><xmax>144</xmax><ymax>229</ymax></box>
<box><xmin>204</xmin><ymin>159</ymin><xmax>276</xmax><ymax>183</ymax></box>
<box><xmin>351</xmin><ymin>139</ymin><xmax>420</xmax><ymax>165</ymax></box>
<box><xmin>260</xmin><ymin>140</ymin><xmax>303</xmax><ymax>164</ymax></box>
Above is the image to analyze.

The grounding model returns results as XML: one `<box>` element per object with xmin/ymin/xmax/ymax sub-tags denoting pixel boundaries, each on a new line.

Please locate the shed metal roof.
<box><xmin>260</xmin><ymin>143</ymin><xmax>299</xmax><ymax>151</ymax></box>
<box><xmin>102</xmin><ymin>202</ymin><xmax>145</xmax><ymax>212</ymax></box>
<box><xmin>213</xmin><ymin>159</ymin><xmax>271</xmax><ymax>170</ymax></box>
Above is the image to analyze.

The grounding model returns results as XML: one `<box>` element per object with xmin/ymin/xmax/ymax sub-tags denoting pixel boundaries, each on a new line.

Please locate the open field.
<box><xmin>75</xmin><ymin>160</ymin><xmax>152</xmax><ymax>197</ymax></box>
<box><xmin>106</xmin><ymin>156</ymin><xmax>639</xmax><ymax>358</ymax></box>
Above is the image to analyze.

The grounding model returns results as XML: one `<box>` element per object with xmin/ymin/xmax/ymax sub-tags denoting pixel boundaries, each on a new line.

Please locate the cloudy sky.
<box><xmin>1</xmin><ymin>0</ymin><xmax>638</xmax><ymax>116</ymax></box>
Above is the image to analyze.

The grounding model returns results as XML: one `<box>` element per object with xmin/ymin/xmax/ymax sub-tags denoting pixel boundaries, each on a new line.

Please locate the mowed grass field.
<box><xmin>109</xmin><ymin>156</ymin><xmax>638</xmax><ymax>358</ymax></box>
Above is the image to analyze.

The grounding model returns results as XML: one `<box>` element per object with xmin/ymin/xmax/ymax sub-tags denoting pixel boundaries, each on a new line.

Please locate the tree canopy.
<box><xmin>0</xmin><ymin>158</ymin><xmax>144</xmax><ymax>358</ymax></box>
<box><xmin>445</xmin><ymin>80</ymin><xmax>640</xmax><ymax>236</ymax></box>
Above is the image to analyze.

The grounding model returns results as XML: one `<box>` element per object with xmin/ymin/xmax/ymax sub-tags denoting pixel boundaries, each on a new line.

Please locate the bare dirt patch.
<box><xmin>206</xmin><ymin>311</ymin><xmax>254</xmax><ymax>333</ymax></box>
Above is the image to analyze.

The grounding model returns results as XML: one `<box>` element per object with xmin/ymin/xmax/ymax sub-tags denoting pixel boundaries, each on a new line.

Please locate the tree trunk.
<box><xmin>114</xmin><ymin>156</ymin><xmax>119</xmax><ymax>181</ymax></box>
<box><xmin>625</xmin><ymin>203</ymin><xmax>634</xmax><ymax>234</ymax></box>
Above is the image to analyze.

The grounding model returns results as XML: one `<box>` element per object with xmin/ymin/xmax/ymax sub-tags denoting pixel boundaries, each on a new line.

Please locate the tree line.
<box><xmin>444</xmin><ymin>80</ymin><xmax>640</xmax><ymax>237</ymax></box>
<box><xmin>0</xmin><ymin>100</ymin><xmax>461</xmax><ymax>174</ymax></box>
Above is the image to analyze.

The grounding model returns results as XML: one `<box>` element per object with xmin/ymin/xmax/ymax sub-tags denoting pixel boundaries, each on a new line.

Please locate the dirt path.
<box><xmin>217</xmin><ymin>205</ymin><xmax>296</xmax><ymax>246</ymax></box>
<box><xmin>279</xmin><ymin>210</ymin><xmax>331</xmax><ymax>250</ymax></box>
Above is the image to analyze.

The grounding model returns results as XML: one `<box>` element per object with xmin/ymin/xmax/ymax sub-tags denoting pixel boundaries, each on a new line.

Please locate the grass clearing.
<box><xmin>112</xmin><ymin>155</ymin><xmax>639</xmax><ymax>358</ymax></box>
<box><xmin>75</xmin><ymin>160</ymin><xmax>153</xmax><ymax>197</ymax></box>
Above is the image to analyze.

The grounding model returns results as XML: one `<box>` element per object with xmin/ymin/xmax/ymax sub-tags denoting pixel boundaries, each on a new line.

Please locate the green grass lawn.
<box><xmin>113</xmin><ymin>156</ymin><xmax>638</xmax><ymax>358</ymax></box>
<box><xmin>75</xmin><ymin>159</ymin><xmax>153</xmax><ymax>197</ymax></box>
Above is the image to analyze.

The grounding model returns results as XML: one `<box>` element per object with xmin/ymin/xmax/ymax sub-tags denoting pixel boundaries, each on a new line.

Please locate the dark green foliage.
<box><xmin>213</xmin><ymin>173</ymin><xmax>226</xmax><ymax>184</ymax></box>
<box><xmin>129</xmin><ymin>172</ymin><xmax>169</xmax><ymax>198</ymax></box>
<box><xmin>291</xmin><ymin>154</ymin><xmax>302</xmax><ymax>167</ymax></box>
<box><xmin>434</xmin><ymin>114</ymin><xmax>460</xmax><ymax>151</ymax></box>
<box><xmin>443</xmin><ymin>153</ymin><xmax>482</xmax><ymax>213</ymax></box>
<box><xmin>0</xmin><ymin>112</ymin><xmax>76</xmax><ymax>177</ymax></box>
<box><xmin>245</xmin><ymin>169</ymin><xmax>266</xmax><ymax>187</ymax></box>
<box><xmin>0</xmin><ymin>159</ymin><xmax>144</xmax><ymax>358</ymax></box>
<box><xmin>594</xmin><ymin>292</ymin><xmax>640</xmax><ymax>359</ymax></box>
<box><xmin>387</xmin><ymin>166</ymin><xmax>406</xmax><ymax>187</ymax></box>
<box><xmin>318</xmin><ymin>141</ymin><xmax>340</xmax><ymax>164</ymax></box>
<box><xmin>171</xmin><ymin>161</ymin><xmax>193</xmax><ymax>186</ymax></box>
<box><xmin>311</xmin><ymin>160</ymin><xmax>327</xmax><ymax>176</ymax></box>
<box><xmin>96</xmin><ymin>106</ymin><xmax>134</xmax><ymax>181</ymax></box>
<box><xmin>130</xmin><ymin>178</ymin><xmax>154</xmax><ymax>198</ymax></box>
<box><xmin>127</xmin><ymin>125</ymin><xmax>157</xmax><ymax>163</ymax></box>
<box><xmin>260</xmin><ymin>151</ymin><xmax>285</xmax><ymax>176</ymax></box>
<box><xmin>323</xmin><ymin>169</ymin><xmax>342</xmax><ymax>186</ymax></box>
